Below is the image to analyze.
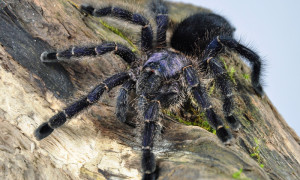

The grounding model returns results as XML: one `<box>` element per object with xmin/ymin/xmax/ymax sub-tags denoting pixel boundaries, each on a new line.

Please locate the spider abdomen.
<box><xmin>171</xmin><ymin>13</ymin><xmax>235</xmax><ymax>55</ymax></box>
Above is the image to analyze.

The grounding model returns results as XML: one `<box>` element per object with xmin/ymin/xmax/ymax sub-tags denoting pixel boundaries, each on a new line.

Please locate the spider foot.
<box><xmin>142</xmin><ymin>150</ymin><xmax>157</xmax><ymax>180</ymax></box>
<box><xmin>142</xmin><ymin>172</ymin><xmax>157</xmax><ymax>180</ymax></box>
<box><xmin>40</xmin><ymin>51</ymin><xmax>59</xmax><ymax>63</ymax></box>
<box><xmin>226</xmin><ymin>115</ymin><xmax>241</xmax><ymax>131</ymax></box>
<box><xmin>34</xmin><ymin>122</ymin><xmax>54</xmax><ymax>141</ymax></box>
<box><xmin>80</xmin><ymin>4</ymin><xmax>94</xmax><ymax>15</ymax></box>
<box><xmin>142</xmin><ymin>150</ymin><xmax>156</xmax><ymax>172</ymax></box>
<box><xmin>216</xmin><ymin>126</ymin><xmax>232</xmax><ymax>145</ymax></box>
<box><xmin>253</xmin><ymin>83</ymin><xmax>265</xmax><ymax>97</ymax></box>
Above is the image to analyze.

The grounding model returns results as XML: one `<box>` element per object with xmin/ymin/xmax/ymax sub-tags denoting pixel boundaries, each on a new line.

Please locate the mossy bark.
<box><xmin>0</xmin><ymin>0</ymin><xmax>299</xmax><ymax>179</ymax></box>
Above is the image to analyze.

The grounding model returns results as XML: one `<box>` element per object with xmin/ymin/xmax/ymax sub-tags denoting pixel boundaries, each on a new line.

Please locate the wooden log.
<box><xmin>0</xmin><ymin>0</ymin><xmax>299</xmax><ymax>179</ymax></box>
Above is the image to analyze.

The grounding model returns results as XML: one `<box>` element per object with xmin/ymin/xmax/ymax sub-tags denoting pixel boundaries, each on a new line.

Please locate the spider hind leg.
<box><xmin>207</xmin><ymin>57</ymin><xmax>241</xmax><ymax>131</ymax></box>
<box><xmin>218</xmin><ymin>37</ymin><xmax>264</xmax><ymax>96</ymax></box>
<box><xmin>203</xmin><ymin>36</ymin><xmax>264</xmax><ymax>96</ymax></box>
<box><xmin>171</xmin><ymin>12</ymin><xmax>264</xmax><ymax>96</ymax></box>
<box><xmin>183</xmin><ymin>66</ymin><xmax>233</xmax><ymax>143</ymax></box>
<box><xmin>193</xmin><ymin>85</ymin><xmax>233</xmax><ymax>144</ymax></box>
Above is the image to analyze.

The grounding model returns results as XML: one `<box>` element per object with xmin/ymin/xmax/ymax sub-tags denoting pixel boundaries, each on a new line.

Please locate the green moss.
<box><xmin>229</xmin><ymin>67</ymin><xmax>237</xmax><ymax>85</ymax></box>
<box><xmin>208</xmin><ymin>81</ymin><xmax>216</xmax><ymax>95</ymax></box>
<box><xmin>232</xmin><ymin>168</ymin><xmax>243</xmax><ymax>179</ymax></box>
<box><xmin>66</xmin><ymin>0</ymin><xmax>80</xmax><ymax>9</ymax></box>
<box><xmin>220</xmin><ymin>57</ymin><xmax>237</xmax><ymax>85</ymax></box>
<box><xmin>163</xmin><ymin>101</ymin><xmax>216</xmax><ymax>134</ymax></box>
<box><xmin>220</xmin><ymin>57</ymin><xmax>228</xmax><ymax>70</ymax></box>
<box><xmin>219</xmin><ymin>56</ymin><xmax>251</xmax><ymax>84</ymax></box>
<box><xmin>232</xmin><ymin>168</ymin><xmax>252</xmax><ymax>180</ymax></box>
<box><xmin>250</xmin><ymin>138</ymin><xmax>264</xmax><ymax>168</ymax></box>
<box><xmin>98</xmin><ymin>19</ymin><xmax>138</xmax><ymax>52</ymax></box>
<box><xmin>242</xmin><ymin>73</ymin><xmax>250</xmax><ymax>81</ymax></box>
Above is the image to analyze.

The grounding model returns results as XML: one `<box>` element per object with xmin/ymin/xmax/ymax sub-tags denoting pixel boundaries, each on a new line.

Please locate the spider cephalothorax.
<box><xmin>34</xmin><ymin>0</ymin><xmax>263</xmax><ymax>179</ymax></box>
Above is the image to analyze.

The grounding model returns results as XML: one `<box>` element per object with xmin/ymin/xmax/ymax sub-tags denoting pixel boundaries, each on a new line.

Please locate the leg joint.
<box><xmin>216</xmin><ymin>36</ymin><xmax>225</xmax><ymax>47</ymax></box>
<box><xmin>182</xmin><ymin>64</ymin><xmax>193</xmax><ymax>71</ymax></box>
<box><xmin>217</xmin><ymin>125</ymin><xmax>224</xmax><ymax>130</ymax></box>
<box><xmin>142</xmin><ymin>146</ymin><xmax>152</xmax><ymax>150</ymax></box>
<box><xmin>151</xmin><ymin>99</ymin><xmax>161</xmax><ymax>106</ymax></box>
<box><xmin>204</xmin><ymin>105</ymin><xmax>213</xmax><ymax>111</ymax></box>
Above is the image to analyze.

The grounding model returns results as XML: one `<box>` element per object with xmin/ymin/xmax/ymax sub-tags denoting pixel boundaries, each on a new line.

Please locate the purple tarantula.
<box><xmin>34</xmin><ymin>0</ymin><xmax>263</xmax><ymax>179</ymax></box>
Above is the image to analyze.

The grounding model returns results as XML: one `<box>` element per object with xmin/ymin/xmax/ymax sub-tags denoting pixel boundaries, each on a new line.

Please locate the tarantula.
<box><xmin>34</xmin><ymin>0</ymin><xmax>263</xmax><ymax>179</ymax></box>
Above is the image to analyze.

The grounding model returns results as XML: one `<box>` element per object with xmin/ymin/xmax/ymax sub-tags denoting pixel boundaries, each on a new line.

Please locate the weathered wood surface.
<box><xmin>0</xmin><ymin>0</ymin><xmax>299</xmax><ymax>179</ymax></box>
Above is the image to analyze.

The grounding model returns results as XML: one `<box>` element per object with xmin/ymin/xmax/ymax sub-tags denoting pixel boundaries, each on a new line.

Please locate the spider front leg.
<box><xmin>80</xmin><ymin>5</ymin><xmax>153</xmax><ymax>52</ymax></box>
<box><xmin>141</xmin><ymin>90</ymin><xmax>179</xmax><ymax>180</ymax></box>
<box><xmin>141</xmin><ymin>99</ymin><xmax>159</xmax><ymax>180</ymax></box>
<box><xmin>203</xmin><ymin>36</ymin><xmax>264</xmax><ymax>96</ymax></box>
<box><xmin>150</xmin><ymin>0</ymin><xmax>168</xmax><ymax>48</ymax></box>
<box><xmin>34</xmin><ymin>72</ymin><xmax>130</xmax><ymax>140</ymax></box>
<box><xmin>183</xmin><ymin>65</ymin><xmax>232</xmax><ymax>143</ymax></box>
<box><xmin>41</xmin><ymin>42</ymin><xmax>136</xmax><ymax>64</ymax></box>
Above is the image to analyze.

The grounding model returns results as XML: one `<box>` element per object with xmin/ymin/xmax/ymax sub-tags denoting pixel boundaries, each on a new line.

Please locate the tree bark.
<box><xmin>0</xmin><ymin>0</ymin><xmax>299</xmax><ymax>179</ymax></box>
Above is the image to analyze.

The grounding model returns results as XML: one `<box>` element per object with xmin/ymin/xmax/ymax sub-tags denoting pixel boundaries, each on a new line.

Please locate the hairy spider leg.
<box><xmin>116</xmin><ymin>79</ymin><xmax>135</xmax><ymax>124</ymax></box>
<box><xmin>80</xmin><ymin>4</ymin><xmax>153</xmax><ymax>52</ymax></box>
<box><xmin>201</xmin><ymin>40</ymin><xmax>241</xmax><ymax>130</ymax></box>
<box><xmin>208</xmin><ymin>58</ymin><xmax>241</xmax><ymax>130</ymax></box>
<box><xmin>34</xmin><ymin>72</ymin><xmax>130</xmax><ymax>140</ymax></box>
<box><xmin>137</xmin><ymin>65</ymin><xmax>181</xmax><ymax>179</ymax></box>
<box><xmin>138</xmin><ymin>94</ymin><xmax>148</xmax><ymax>115</ymax></box>
<box><xmin>137</xmin><ymin>71</ymin><xmax>161</xmax><ymax>115</ymax></box>
<box><xmin>141</xmin><ymin>90</ymin><xmax>179</xmax><ymax>180</ymax></box>
<box><xmin>150</xmin><ymin>0</ymin><xmax>168</xmax><ymax>48</ymax></box>
<box><xmin>203</xmin><ymin>36</ymin><xmax>263</xmax><ymax>96</ymax></box>
<box><xmin>183</xmin><ymin>66</ymin><xmax>232</xmax><ymax>143</ymax></box>
<box><xmin>141</xmin><ymin>100</ymin><xmax>159</xmax><ymax>180</ymax></box>
<box><xmin>137</xmin><ymin>72</ymin><xmax>161</xmax><ymax>125</ymax></box>
<box><xmin>40</xmin><ymin>42</ymin><xmax>136</xmax><ymax>64</ymax></box>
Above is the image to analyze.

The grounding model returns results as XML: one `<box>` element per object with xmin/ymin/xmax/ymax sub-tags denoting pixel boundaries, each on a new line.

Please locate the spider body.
<box><xmin>35</xmin><ymin>1</ymin><xmax>264</xmax><ymax>179</ymax></box>
<box><xmin>143</xmin><ymin>51</ymin><xmax>190</xmax><ymax>79</ymax></box>
<box><xmin>135</xmin><ymin>50</ymin><xmax>189</xmax><ymax>114</ymax></box>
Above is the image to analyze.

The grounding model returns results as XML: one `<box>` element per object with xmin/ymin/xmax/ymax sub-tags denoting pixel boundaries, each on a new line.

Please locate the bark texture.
<box><xmin>0</xmin><ymin>0</ymin><xmax>299</xmax><ymax>179</ymax></box>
